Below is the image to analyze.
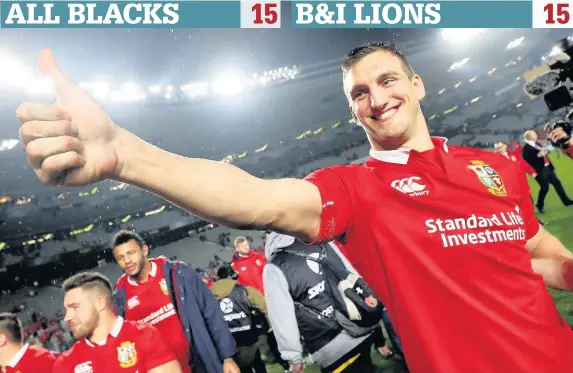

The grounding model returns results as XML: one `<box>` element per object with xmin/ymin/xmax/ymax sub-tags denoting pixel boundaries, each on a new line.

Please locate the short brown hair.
<box><xmin>62</xmin><ymin>271</ymin><xmax>113</xmax><ymax>298</ymax></box>
<box><xmin>342</xmin><ymin>41</ymin><xmax>414</xmax><ymax>79</ymax></box>
<box><xmin>234</xmin><ymin>236</ymin><xmax>247</xmax><ymax>247</ymax></box>
<box><xmin>111</xmin><ymin>230</ymin><xmax>145</xmax><ymax>250</ymax></box>
<box><xmin>0</xmin><ymin>313</ymin><xmax>23</xmax><ymax>343</ymax></box>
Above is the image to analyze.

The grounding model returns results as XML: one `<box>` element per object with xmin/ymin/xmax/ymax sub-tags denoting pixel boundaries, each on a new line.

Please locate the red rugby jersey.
<box><xmin>4</xmin><ymin>344</ymin><xmax>56</xmax><ymax>373</ymax></box>
<box><xmin>117</xmin><ymin>257</ymin><xmax>191</xmax><ymax>373</ymax></box>
<box><xmin>230</xmin><ymin>250</ymin><xmax>267</xmax><ymax>294</ymax></box>
<box><xmin>305</xmin><ymin>137</ymin><xmax>573</xmax><ymax>373</ymax></box>
<box><xmin>53</xmin><ymin>317</ymin><xmax>176</xmax><ymax>373</ymax></box>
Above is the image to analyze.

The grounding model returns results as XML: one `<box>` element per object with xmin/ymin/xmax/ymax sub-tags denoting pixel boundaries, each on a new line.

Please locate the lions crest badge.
<box><xmin>117</xmin><ymin>341</ymin><xmax>137</xmax><ymax>368</ymax></box>
<box><xmin>159</xmin><ymin>278</ymin><xmax>169</xmax><ymax>295</ymax></box>
<box><xmin>468</xmin><ymin>160</ymin><xmax>507</xmax><ymax>197</ymax></box>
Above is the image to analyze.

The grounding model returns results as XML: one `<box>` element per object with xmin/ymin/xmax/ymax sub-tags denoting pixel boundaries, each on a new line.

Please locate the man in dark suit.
<box><xmin>522</xmin><ymin>130</ymin><xmax>573</xmax><ymax>213</ymax></box>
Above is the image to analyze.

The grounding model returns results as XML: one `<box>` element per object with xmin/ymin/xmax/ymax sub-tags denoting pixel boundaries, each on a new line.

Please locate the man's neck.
<box><xmin>0</xmin><ymin>343</ymin><xmax>24</xmax><ymax>368</ymax></box>
<box><xmin>369</xmin><ymin>116</ymin><xmax>434</xmax><ymax>153</ymax></box>
<box><xmin>130</xmin><ymin>260</ymin><xmax>152</xmax><ymax>283</ymax></box>
<box><xmin>88</xmin><ymin>312</ymin><xmax>118</xmax><ymax>344</ymax></box>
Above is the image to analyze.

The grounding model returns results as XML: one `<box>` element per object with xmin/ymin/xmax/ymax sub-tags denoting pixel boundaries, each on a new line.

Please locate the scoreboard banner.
<box><xmin>0</xmin><ymin>0</ymin><xmax>569</xmax><ymax>28</ymax></box>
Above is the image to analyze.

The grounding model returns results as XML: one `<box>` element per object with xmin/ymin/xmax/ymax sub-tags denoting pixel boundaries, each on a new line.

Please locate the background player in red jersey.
<box><xmin>111</xmin><ymin>230</ymin><xmax>239</xmax><ymax>373</ymax></box>
<box><xmin>53</xmin><ymin>271</ymin><xmax>181</xmax><ymax>373</ymax></box>
<box><xmin>494</xmin><ymin>140</ymin><xmax>546</xmax><ymax>225</ymax></box>
<box><xmin>230</xmin><ymin>236</ymin><xmax>289</xmax><ymax>371</ymax></box>
<box><xmin>16</xmin><ymin>45</ymin><xmax>573</xmax><ymax>373</ymax></box>
<box><xmin>0</xmin><ymin>313</ymin><xmax>56</xmax><ymax>373</ymax></box>
<box><xmin>230</xmin><ymin>236</ymin><xmax>267</xmax><ymax>294</ymax></box>
<box><xmin>494</xmin><ymin>140</ymin><xmax>537</xmax><ymax>177</ymax></box>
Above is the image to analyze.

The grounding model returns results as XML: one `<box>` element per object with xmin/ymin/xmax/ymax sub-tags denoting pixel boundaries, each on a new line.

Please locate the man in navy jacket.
<box><xmin>111</xmin><ymin>230</ymin><xmax>239</xmax><ymax>373</ymax></box>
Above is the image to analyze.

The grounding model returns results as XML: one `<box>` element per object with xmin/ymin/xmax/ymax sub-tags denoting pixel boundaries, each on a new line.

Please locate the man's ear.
<box><xmin>412</xmin><ymin>74</ymin><xmax>426</xmax><ymax>101</ymax></box>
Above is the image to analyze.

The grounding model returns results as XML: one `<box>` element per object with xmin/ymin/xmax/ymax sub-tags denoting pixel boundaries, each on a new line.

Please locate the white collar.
<box><xmin>85</xmin><ymin>316</ymin><xmax>124</xmax><ymax>347</ymax></box>
<box><xmin>524</xmin><ymin>140</ymin><xmax>537</xmax><ymax>148</ymax></box>
<box><xmin>369</xmin><ymin>137</ymin><xmax>449</xmax><ymax>165</ymax></box>
<box><xmin>127</xmin><ymin>261</ymin><xmax>157</xmax><ymax>286</ymax></box>
<box><xmin>7</xmin><ymin>343</ymin><xmax>28</xmax><ymax>367</ymax></box>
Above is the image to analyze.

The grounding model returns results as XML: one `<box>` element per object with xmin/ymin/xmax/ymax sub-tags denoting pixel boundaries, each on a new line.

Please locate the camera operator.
<box><xmin>522</xmin><ymin>130</ymin><xmax>573</xmax><ymax>213</ymax></box>
<box><xmin>546</xmin><ymin>121</ymin><xmax>573</xmax><ymax>159</ymax></box>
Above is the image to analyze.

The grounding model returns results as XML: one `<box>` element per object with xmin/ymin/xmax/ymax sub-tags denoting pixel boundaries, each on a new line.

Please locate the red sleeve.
<box><xmin>304</xmin><ymin>167</ymin><xmax>354</xmax><ymax>243</ymax></box>
<box><xmin>139</xmin><ymin>323</ymin><xmax>177</xmax><ymax>371</ymax></box>
<box><xmin>520</xmin><ymin>159</ymin><xmax>536</xmax><ymax>176</ymax></box>
<box><xmin>256</xmin><ymin>252</ymin><xmax>267</xmax><ymax>267</ymax></box>
<box><xmin>515</xmin><ymin>162</ymin><xmax>540</xmax><ymax>240</ymax></box>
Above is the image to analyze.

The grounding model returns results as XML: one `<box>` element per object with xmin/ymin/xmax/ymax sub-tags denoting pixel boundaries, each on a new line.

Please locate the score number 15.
<box><xmin>544</xmin><ymin>3</ymin><xmax>570</xmax><ymax>24</ymax></box>
<box><xmin>252</xmin><ymin>3</ymin><xmax>278</xmax><ymax>25</ymax></box>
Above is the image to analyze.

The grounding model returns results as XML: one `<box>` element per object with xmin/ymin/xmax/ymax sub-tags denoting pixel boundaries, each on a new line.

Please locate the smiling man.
<box><xmin>54</xmin><ymin>271</ymin><xmax>181</xmax><ymax>373</ymax></box>
<box><xmin>17</xmin><ymin>42</ymin><xmax>573</xmax><ymax>373</ymax></box>
<box><xmin>111</xmin><ymin>230</ymin><xmax>239</xmax><ymax>373</ymax></box>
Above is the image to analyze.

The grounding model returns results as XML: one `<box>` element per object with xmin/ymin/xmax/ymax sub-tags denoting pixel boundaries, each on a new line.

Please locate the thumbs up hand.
<box><xmin>17</xmin><ymin>49</ymin><xmax>121</xmax><ymax>186</ymax></box>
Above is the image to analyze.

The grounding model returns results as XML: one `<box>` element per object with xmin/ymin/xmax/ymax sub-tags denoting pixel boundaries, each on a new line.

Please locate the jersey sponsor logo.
<box><xmin>321</xmin><ymin>305</ymin><xmax>334</xmax><ymax>317</ymax></box>
<box><xmin>306</xmin><ymin>252</ymin><xmax>322</xmax><ymax>274</ymax></box>
<box><xmin>127</xmin><ymin>296</ymin><xmax>140</xmax><ymax>310</ymax></box>
<box><xmin>425</xmin><ymin>210</ymin><xmax>526</xmax><ymax>248</ymax></box>
<box><xmin>468</xmin><ymin>160</ymin><xmax>507</xmax><ymax>197</ymax></box>
<box><xmin>229</xmin><ymin>325</ymin><xmax>251</xmax><ymax>333</ymax></box>
<box><xmin>224</xmin><ymin>311</ymin><xmax>248</xmax><ymax>322</ymax></box>
<box><xmin>159</xmin><ymin>278</ymin><xmax>169</xmax><ymax>296</ymax></box>
<box><xmin>137</xmin><ymin>303</ymin><xmax>176</xmax><ymax>325</ymax></box>
<box><xmin>74</xmin><ymin>361</ymin><xmax>93</xmax><ymax>373</ymax></box>
<box><xmin>220</xmin><ymin>298</ymin><xmax>234</xmax><ymax>314</ymax></box>
<box><xmin>308</xmin><ymin>280</ymin><xmax>325</xmax><ymax>300</ymax></box>
<box><xmin>391</xmin><ymin>176</ymin><xmax>429</xmax><ymax>196</ymax></box>
<box><xmin>117</xmin><ymin>341</ymin><xmax>137</xmax><ymax>368</ymax></box>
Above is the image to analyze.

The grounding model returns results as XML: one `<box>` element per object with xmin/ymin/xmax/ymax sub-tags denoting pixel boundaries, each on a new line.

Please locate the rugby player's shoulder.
<box><xmin>116</xmin><ymin>273</ymin><xmax>129</xmax><ymax>289</ymax></box>
<box><xmin>305</xmin><ymin>163</ymin><xmax>368</xmax><ymax>181</ymax></box>
<box><xmin>54</xmin><ymin>341</ymin><xmax>81</xmax><ymax>364</ymax></box>
<box><xmin>127</xmin><ymin>319</ymin><xmax>153</xmax><ymax>333</ymax></box>
<box><xmin>449</xmin><ymin>145</ymin><xmax>512</xmax><ymax>165</ymax></box>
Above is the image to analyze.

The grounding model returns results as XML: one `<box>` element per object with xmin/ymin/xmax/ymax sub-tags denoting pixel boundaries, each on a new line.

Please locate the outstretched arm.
<box><xmin>114</xmin><ymin>128</ymin><xmax>322</xmax><ymax>242</ymax></box>
<box><xmin>17</xmin><ymin>49</ymin><xmax>322</xmax><ymax>243</ymax></box>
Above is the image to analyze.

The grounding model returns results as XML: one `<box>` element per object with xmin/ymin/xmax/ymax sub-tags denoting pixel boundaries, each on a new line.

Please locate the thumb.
<box><xmin>38</xmin><ymin>48</ymin><xmax>79</xmax><ymax>101</ymax></box>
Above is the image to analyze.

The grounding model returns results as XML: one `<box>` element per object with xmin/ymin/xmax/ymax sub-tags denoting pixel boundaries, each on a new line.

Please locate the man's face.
<box><xmin>113</xmin><ymin>240</ymin><xmax>148</xmax><ymax>277</ymax></box>
<box><xmin>494</xmin><ymin>142</ymin><xmax>507</xmax><ymax>153</ymax></box>
<box><xmin>63</xmin><ymin>288</ymin><xmax>99</xmax><ymax>340</ymax></box>
<box><xmin>345</xmin><ymin>51</ymin><xmax>426</xmax><ymax>148</ymax></box>
<box><xmin>235</xmin><ymin>241</ymin><xmax>250</xmax><ymax>256</ymax></box>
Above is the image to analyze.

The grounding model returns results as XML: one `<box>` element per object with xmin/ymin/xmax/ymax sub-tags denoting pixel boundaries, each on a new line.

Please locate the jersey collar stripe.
<box><xmin>6</xmin><ymin>343</ymin><xmax>28</xmax><ymax>367</ymax></box>
<box><xmin>369</xmin><ymin>137</ymin><xmax>449</xmax><ymax>164</ymax></box>
<box><xmin>127</xmin><ymin>261</ymin><xmax>158</xmax><ymax>286</ymax></box>
<box><xmin>84</xmin><ymin>316</ymin><xmax>124</xmax><ymax>347</ymax></box>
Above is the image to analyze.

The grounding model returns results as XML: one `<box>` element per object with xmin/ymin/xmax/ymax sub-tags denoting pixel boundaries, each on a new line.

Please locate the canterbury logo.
<box><xmin>391</xmin><ymin>176</ymin><xmax>428</xmax><ymax>196</ymax></box>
